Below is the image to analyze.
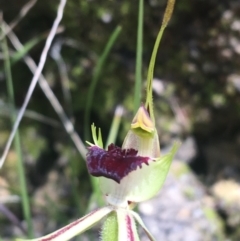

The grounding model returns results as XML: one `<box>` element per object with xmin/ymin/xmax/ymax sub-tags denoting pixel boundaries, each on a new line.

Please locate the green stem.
<box><xmin>134</xmin><ymin>0</ymin><xmax>144</xmax><ymax>112</ymax></box>
<box><xmin>84</xmin><ymin>25</ymin><xmax>122</xmax><ymax>141</ymax></box>
<box><xmin>145</xmin><ymin>0</ymin><xmax>175</xmax><ymax>123</ymax></box>
<box><xmin>1</xmin><ymin>26</ymin><xmax>33</xmax><ymax>238</ymax></box>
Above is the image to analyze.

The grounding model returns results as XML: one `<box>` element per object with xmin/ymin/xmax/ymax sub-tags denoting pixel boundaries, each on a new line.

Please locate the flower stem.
<box><xmin>134</xmin><ymin>0</ymin><xmax>144</xmax><ymax>112</ymax></box>
<box><xmin>145</xmin><ymin>0</ymin><xmax>176</xmax><ymax>122</ymax></box>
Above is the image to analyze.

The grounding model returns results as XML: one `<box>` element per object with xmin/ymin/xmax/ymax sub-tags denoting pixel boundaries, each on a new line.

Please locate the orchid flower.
<box><xmin>16</xmin><ymin>110</ymin><xmax>179</xmax><ymax>241</ymax></box>
<box><xmin>16</xmin><ymin>0</ymin><xmax>178</xmax><ymax>240</ymax></box>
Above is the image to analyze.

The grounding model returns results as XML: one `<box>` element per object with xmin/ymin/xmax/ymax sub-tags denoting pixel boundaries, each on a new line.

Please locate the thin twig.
<box><xmin>0</xmin><ymin>101</ymin><xmax>60</xmax><ymax>127</ymax></box>
<box><xmin>5</xmin><ymin>24</ymin><xmax>86</xmax><ymax>158</ymax></box>
<box><xmin>0</xmin><ymin>0</ymin><xmax>37</xmax><ymax>41</ymax></box>
<box><xmin>0</xmin><ymin>0</ymin><xmax>67</xmax><ymax>168</ymax></box>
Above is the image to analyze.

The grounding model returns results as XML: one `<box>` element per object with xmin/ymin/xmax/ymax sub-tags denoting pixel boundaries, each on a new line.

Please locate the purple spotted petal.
<box><xmin>86</xmin><ymin>144</ymin><xmax>150</xmax><ymax>183</ymax></box>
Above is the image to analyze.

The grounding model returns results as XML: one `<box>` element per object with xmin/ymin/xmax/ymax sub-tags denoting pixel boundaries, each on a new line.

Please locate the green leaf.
<box><xmin>84</xmin><ymin>25</ymin><xmax>122</xmax><ymax>140</ymax></box>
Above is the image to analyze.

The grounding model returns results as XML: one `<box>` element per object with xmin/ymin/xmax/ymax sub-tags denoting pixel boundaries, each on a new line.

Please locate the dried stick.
<box><xmin>0</xmin><ymin>0</ymin><xmax>37</xmax><ymax>40</ymax></box>
<box><xmin>5</xmin><ymin>26</ymin><xmax>87</xmax><ymax>159</ymax></box>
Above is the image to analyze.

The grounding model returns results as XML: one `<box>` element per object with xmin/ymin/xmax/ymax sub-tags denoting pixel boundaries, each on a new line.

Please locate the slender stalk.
<box><xmin>145</xmin><ymin>0</ymin><xmax>175</xmax><ymax>123</ymax></box>
<box><xmin>134</xmin><ymin>0</ymin><xmax>144</xmax><ymax>112</ymax></box>
<box><xmin>1</xmin><ymin>26</ymin><xmax>33</xmax><ymax>238</ymax></box>
<box><xmin>84</xmin><ymin>25</ymin><xmax>122</xmax><ymax>141</ymax></box>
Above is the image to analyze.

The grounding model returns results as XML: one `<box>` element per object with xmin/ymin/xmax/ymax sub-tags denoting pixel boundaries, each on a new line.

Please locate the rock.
<box><xmin>211</xmin><ymin>179</ymin><xmax>240</xmax><ymax>233</ymax></box>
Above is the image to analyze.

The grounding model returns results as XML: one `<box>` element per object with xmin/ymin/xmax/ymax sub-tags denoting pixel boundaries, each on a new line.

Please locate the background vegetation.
<box><xmin>0</xmin><ymin>0</ymin><xmax>240</xmax><ymax>240</ymax></box>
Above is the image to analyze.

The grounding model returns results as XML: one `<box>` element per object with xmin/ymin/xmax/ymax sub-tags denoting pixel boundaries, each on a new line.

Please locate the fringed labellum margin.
<box><xmin>86</xmin><ymin>144</ymin><xmax>151</xmax><ymax>184</ymax></box>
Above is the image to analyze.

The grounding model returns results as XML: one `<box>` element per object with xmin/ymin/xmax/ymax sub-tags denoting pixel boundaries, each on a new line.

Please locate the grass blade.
<box><xmin>84</xmin><ymin>25</ymin><xmax>122</xmax><ymax>140</ymax></box>
<box><xmin>1</xmin><ymin>24</ymin><xmax>33</xmax><ymax>238</ymax></box>
<box><xmin>105</xmin><ymin>105</ymin><xmax>124</xmax><ymax>148</ymax></box>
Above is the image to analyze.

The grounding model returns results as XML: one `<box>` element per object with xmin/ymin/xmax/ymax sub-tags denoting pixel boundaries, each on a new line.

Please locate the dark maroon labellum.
<box><xmin>86</xmin><ymin>144</ymin><xmax>150</xmax><ymax>183</ymax></box>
